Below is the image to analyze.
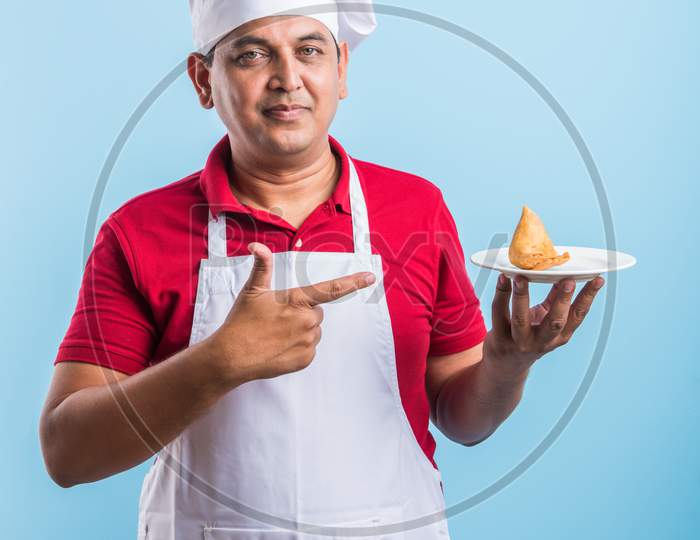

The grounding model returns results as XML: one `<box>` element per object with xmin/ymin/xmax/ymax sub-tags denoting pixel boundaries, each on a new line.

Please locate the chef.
<box><xmin>39</xmin><ymin>1</ymin><xmax>606</xmax><ymax>539</ymax></box>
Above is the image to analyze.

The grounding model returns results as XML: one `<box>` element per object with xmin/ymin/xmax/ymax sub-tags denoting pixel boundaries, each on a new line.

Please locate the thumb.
<box><xmin>242</xmin><ymin>242</ymin><xmax>273</xmax><ymax>291</ymax></box>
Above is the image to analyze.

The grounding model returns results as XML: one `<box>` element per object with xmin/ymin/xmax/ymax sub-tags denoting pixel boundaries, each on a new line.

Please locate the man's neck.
<box><xmin>227</xmin><ymin>136</ymin><xmax>340</xmax><ymax>227</ymax></box>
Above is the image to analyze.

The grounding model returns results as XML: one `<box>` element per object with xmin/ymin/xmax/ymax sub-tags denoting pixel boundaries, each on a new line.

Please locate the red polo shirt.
<box><xmin>55</xmin><ymin>133</ymin><xmax>487</xmax><ymax>466</ymax></box>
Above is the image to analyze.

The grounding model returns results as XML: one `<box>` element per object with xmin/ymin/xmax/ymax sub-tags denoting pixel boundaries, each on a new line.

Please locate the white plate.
<box><xmin>469</xmin><ymin>245</ymin><xmax>637</xmax><ymax>284</ymax></box>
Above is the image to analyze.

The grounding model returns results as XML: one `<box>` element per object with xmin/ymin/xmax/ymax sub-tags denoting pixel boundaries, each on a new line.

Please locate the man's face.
<box><xmin>188</xmin><ymin>15</ymin><xmax>349</xmax><ymax>157</ymax></box>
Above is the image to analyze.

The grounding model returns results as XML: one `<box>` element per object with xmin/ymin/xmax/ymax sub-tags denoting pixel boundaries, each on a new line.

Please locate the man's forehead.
<box><xmin>221</xmin><ymin>15</ymin><xmax>332</xmax><ymax>48</ymax></box>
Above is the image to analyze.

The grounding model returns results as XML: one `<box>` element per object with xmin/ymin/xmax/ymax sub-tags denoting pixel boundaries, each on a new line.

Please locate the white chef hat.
<box><xmin>189</xmin><ymin>0</ymin><xmax>377</xmax><ymax>56</ymax></box>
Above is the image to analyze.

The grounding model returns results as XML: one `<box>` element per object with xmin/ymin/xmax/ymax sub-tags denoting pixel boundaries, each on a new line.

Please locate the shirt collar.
<box><xmin>199</xmin><ymin>133</ymin><xmax>352</xmax><ymax>221</ymax></box>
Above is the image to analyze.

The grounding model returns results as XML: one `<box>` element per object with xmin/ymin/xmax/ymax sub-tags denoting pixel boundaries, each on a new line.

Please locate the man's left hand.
<box><xmin>483</xmin><ymin>273</ymin><xmax>605</xmax><ymax>383</ymax></box>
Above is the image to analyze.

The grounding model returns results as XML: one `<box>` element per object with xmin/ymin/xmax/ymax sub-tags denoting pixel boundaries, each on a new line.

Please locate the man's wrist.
<box><xmin>197</xmin><ymin>333</ymin><xmax>250</xmax><ymax>391</ymax></box>
<box><xmin>481</xmin><ymin>343</ymin><xmax>531</xmax><ymax>388</ymax></box>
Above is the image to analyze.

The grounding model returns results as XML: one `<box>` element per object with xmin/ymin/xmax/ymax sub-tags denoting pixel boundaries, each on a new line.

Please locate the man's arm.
<box><xmin>426</xmin><ymin>270</ymin><xmax>605</xmax><ymax>446</ymax></box>
<box><xmin>426</xmin><ymin>336</ymin><xmax>529</xmax><ymax>446</ymax></box>
<box><xmin>40</xmin><ymin>244</ymin><xmax>375</xmax><ymax>488</ymax></box>
<box><xmin>39</xmin><ymin>336</ymin><xmax>241</xmax><ymax>488</ymax></box>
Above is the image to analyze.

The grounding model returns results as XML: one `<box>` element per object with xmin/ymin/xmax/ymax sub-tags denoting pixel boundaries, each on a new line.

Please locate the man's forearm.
<box><xmin>434</xmin><ymin>350</ymin><xmax>529</xmax><ymax>446</ymax></box>
<box><xmin>40</xmin><ymin>337</ymin><xmax>241</xmax><ymax>487</ymax></box>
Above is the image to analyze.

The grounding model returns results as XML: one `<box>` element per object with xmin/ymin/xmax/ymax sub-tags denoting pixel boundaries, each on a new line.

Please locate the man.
<box><xmin>40</xmin><ymin>1</ymin><xmax>605</xmax><ymax>539</ymax></box>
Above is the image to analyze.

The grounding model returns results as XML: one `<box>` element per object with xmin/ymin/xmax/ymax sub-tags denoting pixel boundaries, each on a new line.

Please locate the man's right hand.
<box><xmin>41</xmin><ymin>248</ymin><xmax>376</xmax><ymax>488</ymax></box>
<box><xmin>208</xmin><ymin>242</ymin><xmax>376</xmax><ymax>384</ymax></box>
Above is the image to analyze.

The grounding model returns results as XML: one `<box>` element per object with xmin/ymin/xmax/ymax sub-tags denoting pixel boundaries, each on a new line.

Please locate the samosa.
<box><xmin>509</xmin><ymin>206</ymin><xmax>570</xmax><ymax>270</ymax></box>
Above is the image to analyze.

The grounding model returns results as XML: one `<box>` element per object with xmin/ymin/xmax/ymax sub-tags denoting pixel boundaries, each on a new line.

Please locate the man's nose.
<box><xmin>268</xmin><ymin>51</ymin><xmax>303</xmax><ymax>92</ymax></box>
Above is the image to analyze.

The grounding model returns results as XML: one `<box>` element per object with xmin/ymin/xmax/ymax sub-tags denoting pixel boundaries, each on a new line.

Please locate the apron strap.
<box><xmin>206</xmin><ymin>155</ymin><xmax>372</xmax><ymax>260</ymax></box>
<box><xmin>347</xmin><ymin>156</ymin><xmax>372</xmax><ymax>257</ymax></box>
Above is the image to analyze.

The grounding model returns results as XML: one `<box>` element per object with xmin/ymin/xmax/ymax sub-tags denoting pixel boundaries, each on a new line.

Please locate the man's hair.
<box><xmin>202</xmin><ymin>33</ymin><xmax>341</xmax><ymax>67</ymax></box>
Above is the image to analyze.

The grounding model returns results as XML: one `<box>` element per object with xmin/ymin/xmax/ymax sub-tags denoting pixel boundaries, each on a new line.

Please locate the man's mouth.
<box><xmin>263</xmin><ymin>104</ymin><xmax>310</xmax><ymax>121</ymax></box>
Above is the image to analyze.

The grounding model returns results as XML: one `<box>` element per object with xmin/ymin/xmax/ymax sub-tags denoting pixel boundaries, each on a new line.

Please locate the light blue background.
<box><xmin>2</xmin><ymin>1</ymin><xmax>696</xmax><ymax>538</ymax></box>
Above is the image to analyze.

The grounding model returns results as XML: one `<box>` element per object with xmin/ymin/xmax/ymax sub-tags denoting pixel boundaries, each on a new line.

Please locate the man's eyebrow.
<box><xmin>228</xmin><ymin>32</ymin><xmax>329</xmax><ymax>50</ymax></box>
<box><xmin>296</xmin><ymin>32</ymin><xmax>329</xmax><ymax>44</ymax></box>
<box><xmin>228</xmin><ymin>35</ymin><xmax>270</xmax><ymax>50</ymax></box>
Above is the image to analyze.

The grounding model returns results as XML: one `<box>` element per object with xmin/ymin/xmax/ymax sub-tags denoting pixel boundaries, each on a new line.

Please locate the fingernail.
<box><xmin>593</xmin><ymin>277</ymin><xmax>605</xmax><ymax>289</ymax></box>
<box><xmin>364</xmin><ymin>273</ymin><xmax>376</xmax><ymax>285</ymax></box>
<box><xmin>563</xmin><ymin>280</ymin><xmax>574</xmax><ymax>292</ymax></box>
<box><xmin>514</xmin><ymin>277</ymin><xmax>524</xmax><ymax>290</ymax></box>
<box><xmin>498</xmin><ymin>274</ymin><xmax>507</xmax><ymax>287</ymax></box>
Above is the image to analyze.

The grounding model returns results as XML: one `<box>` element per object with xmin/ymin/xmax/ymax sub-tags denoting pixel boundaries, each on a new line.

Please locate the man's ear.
<box><xmin>186</xmin><ymin>53</ymin><xmax>214</xmax><ymax>109</ymax></box>
<box><xmin>337</xmin><ymin>42</ymin><xmax>350</xmax><ymax>100</ymax></box>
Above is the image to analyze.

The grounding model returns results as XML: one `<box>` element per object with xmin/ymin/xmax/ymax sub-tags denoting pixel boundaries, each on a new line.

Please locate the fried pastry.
<box><xmin>508</xmin><ymin>206</ymin><xmax>570</xmax><ymax>270</ymax></box>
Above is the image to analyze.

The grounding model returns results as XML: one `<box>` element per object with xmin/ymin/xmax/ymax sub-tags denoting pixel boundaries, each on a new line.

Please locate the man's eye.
<box><xmin>301</xmin><ymin>47</ymin><xmax>320</xmax><ymax>56</ymax></box>
<box><xmin>237</xmin><ymin>51</ymin><xmax>263</xmax><ymax>62</ymax></box>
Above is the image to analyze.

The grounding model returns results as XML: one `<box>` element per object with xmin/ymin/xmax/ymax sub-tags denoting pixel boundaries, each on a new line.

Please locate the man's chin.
<box><xmin>262</xmin><ymin>129</ymin><xmax>318</xmax><ymax>155</ymax></box>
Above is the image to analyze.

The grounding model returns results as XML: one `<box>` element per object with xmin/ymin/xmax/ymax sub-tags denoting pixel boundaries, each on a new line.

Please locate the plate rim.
<box><xmin>469</xmin><ymin>245</ymin><xmax>637</xmax><ymax>276</ymax></box>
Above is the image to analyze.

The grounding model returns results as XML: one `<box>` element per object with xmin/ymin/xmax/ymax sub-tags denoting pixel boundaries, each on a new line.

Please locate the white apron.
<box><xmin>137</xmin><ymin>156</ymin><xmax>450</xmax><ymax>539</ymax></box>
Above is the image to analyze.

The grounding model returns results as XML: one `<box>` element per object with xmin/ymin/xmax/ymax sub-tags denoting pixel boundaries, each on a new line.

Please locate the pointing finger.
<box><xmin>289</xmin><ymin>271</ymin><xmax>376</xmax><ymax>307</ymax></box>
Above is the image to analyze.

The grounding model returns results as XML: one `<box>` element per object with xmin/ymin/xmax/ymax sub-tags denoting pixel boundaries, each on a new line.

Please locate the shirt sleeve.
<box><xmin>427</xmin><ymin>192</ymin><xmax>487</xmax><ymax>357</ymax></box>
<box><xmin>54</xmin><ymin>216</ymin><xmax>157</xmax><ymax>375</ymax></box>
